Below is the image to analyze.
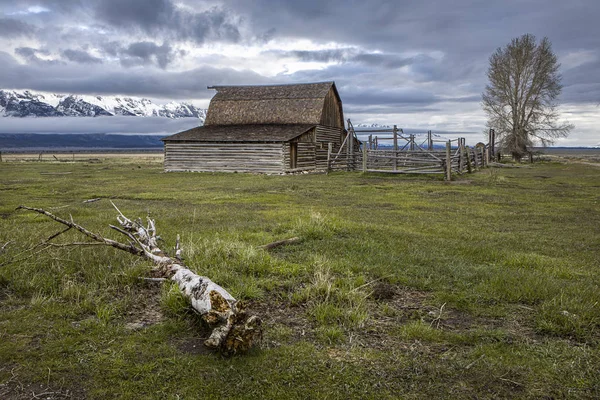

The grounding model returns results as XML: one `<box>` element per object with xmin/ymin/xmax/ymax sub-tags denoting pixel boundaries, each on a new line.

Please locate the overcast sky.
<box><xmin>1</xmin><ymin>0</ymin><xmax>599</xmax><ymax>145</ymax></box>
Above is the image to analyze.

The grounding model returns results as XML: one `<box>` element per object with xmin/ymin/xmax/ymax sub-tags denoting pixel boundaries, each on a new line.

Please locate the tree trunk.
<box><xmin>17</xmin><ymin>204</ymin><xmax>262</xmax><ymax>355</ymax></box>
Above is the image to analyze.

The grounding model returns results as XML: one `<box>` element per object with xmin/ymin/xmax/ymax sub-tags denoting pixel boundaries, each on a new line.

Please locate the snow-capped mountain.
<box><xmin>0</xmin><ymin>89</ymin><xmax>207</xmax><ymax>121</ymax></box>
<box><xmin>353</xmin><ymin>123</ymin><xmax>393</xmax><ymax>128</ymax></box>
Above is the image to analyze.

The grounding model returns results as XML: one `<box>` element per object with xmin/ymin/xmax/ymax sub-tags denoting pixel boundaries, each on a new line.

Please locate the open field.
<box><xmin>0</xmin><ymin>157</ymin><xmax>599</xmax><ymax>399</ymax></box>
<box><xmin>538</xmin><ymin>148</ymin><xmax>600</xmax><ymax>166</ymax></box>
<box><xmin>0</xmin><ymin>151</ymin><xmax>163</xmax><ymax>164</ymax></box>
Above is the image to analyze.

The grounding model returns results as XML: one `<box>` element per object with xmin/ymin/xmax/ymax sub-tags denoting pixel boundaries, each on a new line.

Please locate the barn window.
<box><xmin>290</xmin><ymin>143</ymin><xmax>298</xmax><ymax>169</ymax></box>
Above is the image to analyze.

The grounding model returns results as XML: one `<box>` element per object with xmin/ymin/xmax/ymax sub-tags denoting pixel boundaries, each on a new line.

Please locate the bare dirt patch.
<box><xmin>172</xmin><ymin>337</ymin><xmax>214</xmax><ymax>355</ymax></box>
<box><xmin>0</xmin><ymin>366</ymin><xmax>86</xmax><ymax>400</ymax></box>
<box><xmin>250</xmin><ymin>300</ymin><xmax>315</xmax><ymax>348</ymax></box>
<box><xmin>124</xmin><ymin>282</ymin><xmax>165</xmax><ymax>330</ymax></box>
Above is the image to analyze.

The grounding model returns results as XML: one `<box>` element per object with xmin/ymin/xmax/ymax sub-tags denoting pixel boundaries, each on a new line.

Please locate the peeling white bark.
<box><xmin>18</xmin><ymin>204</ymin><xmax>262</xmax><ymax>355</ymax></box>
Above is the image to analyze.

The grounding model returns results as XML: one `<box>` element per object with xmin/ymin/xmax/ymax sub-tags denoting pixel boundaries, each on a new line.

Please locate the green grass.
<box><xmin>0</xmin><ymin>157</ymin><xmax>599</xmax><ymax>398</ymax></box>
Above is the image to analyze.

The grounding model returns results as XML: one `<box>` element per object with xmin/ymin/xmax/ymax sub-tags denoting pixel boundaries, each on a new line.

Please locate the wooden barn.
<box><xmin>161</xmin><ymin>82</ymin><xmax>359</xmax><ymax>173</ymax></box>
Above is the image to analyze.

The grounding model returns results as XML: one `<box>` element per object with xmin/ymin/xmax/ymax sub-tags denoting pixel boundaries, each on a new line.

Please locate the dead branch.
<box><xmin>45</xmin><ymin>226</ymin><xmax>72</xmax><ymax>242</ymax></box>
<box><xmin>259</xmin><ymin>237</ymin><xmax>301</xmax><ymax>251</ymax></box>
<box><xmin>140</xmin><ymin>277</ymin><xmax>166</xmax><ymax>283</ymax></box>
<box><xmin>46</xmin><ymin>242</ymin><xmax>108</xmax><ymax>247</ymax></box>
<box><xmin>82</xmin><ymin>198</ymin><xmax>101</xmax><ymax>204</ymax></box>
<box><xmin>17</xmin><ymin>206</ymin><xmax>144</xmax><ymax>257</ymax></box>
<box><xmin>17</xmin><ymin>204</ymin><xmax>262</xmax><ymax>355</ymax></box>
<box><xmin>0</xmin><ymin>240</ymin><xmax>13</xmax><ymax>254</ymax></box>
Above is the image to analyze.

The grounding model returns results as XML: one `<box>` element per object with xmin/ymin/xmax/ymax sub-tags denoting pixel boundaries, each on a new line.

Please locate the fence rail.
<box><xmin>324</xmin><ymin>122</ymin><xmax>497</xmax><ymax>180</ymax></box>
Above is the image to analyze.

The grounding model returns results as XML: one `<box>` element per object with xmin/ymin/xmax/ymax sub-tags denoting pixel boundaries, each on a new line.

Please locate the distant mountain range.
<box><xmin>0</xmin><ymin>89</ymin><xmax>207</xmax><ymax>120</ymax></box>
<box><xmin>0</xmin><ymin>133</ymin><xmax>163</xmax><ymax>150</ymax></box>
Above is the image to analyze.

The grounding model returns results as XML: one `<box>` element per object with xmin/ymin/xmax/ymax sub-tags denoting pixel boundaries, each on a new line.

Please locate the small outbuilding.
<box><xmin>161</xmin><ymin>82</ymin><xmax>359</xmax><ymax>173</ymax></box>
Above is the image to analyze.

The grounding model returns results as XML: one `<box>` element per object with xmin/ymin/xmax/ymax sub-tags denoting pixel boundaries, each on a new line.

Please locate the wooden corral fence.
<box><xmin>326</xmin><ymin>119</ymin><xmax>361</xmax><ymax>172</ymax></box>
<box><xmin>331</xmin><ymin>122</ymin><xmax>496</xmax><ymax>180</ymax></box>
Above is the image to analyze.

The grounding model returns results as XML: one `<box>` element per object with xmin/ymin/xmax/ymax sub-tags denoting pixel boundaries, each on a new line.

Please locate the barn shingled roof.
<box><xmin>161</xmin><ymin>124</ymin><xmax>315</xmax><ymax>143</ymax></box>
<box><xmin>203</xmin><ymin>82</ymin><xmax>337</xmax><ymax>126</ymax></box>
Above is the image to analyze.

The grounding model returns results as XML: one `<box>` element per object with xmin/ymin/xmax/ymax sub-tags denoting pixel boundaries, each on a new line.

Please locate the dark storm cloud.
<box><xmin>14</xmin><ymin>47</ymin><xmax>61</xmax><ymax>65</ymax></box>
<box><xmin>266</xmin><ymin>48</ymin><xmax>418</xmax><ymax>70</ymax></box>
<box><xmin>343</xmin><ymin>87</ymin><xmax>437</xmax><ymax>107</ymax></box>
<box><xmin>0</xmin><ymin>52</ymin><xmax>268</xmax><ymax>98</ymax></box>
<box><xmin>351</xmin><ymin>53</ymin><xmax>415</xmax><ymax>69</ymax></box>
<box><xmin>61</xmin><ymin>49</ymin><xmax>103</xmax><ymax>64</ymax></box>
<box><xmin>97</xmin><ymin>41</ymin><xmax>182</xmax><ymax>69</ymax></box>
<box><xmin>95</xmin><ymin>0</ymin><xmax>174</xmax><ymax>30</ymax></box>
<box><xmin>1</xmin><ymin>0</ymin><xmax>599</xmax><ymax>144</ymax></box>
<box><xmin>119</xmin><ymin>42</ymin><xmax>175</xmax><ymax>69</ymax></box>
<box><xmin>99</xmin><ymin>41</ymin><xmax>120</xmax><ymax>57</ymax></box>
<box><xmin>289</xmin><ymin>49</ymin><xmax>349</xmax><ymax>63</ymax></box>
<box><xmin>224</xmin><ymin>0</ymin><xmax>600</xmax><ymax>91</ymax></box>
<box><xmin>0</xmin><ymin>0</ymin><xmax>83</xmax><ymax>13</ymax></box>
<box><xmin>95</xmin><ymin>0</ymin><xmax>240</xmax><ymax>44</ymax></box>
<box><xmin>0</xmin><ymin>18</ymin><xmax>37</xmax><ymax>38</ymax></box>
<box><xmin>14</xmin><ymin>47</ymin><xmax>38</xmax><ymax>59</ymax></box>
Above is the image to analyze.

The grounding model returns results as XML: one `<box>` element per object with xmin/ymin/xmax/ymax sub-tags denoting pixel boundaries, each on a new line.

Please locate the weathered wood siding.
<box><xmin>320</xmin><ymin>88</ymin><xmax>344</xmax><ymax>128</ymax></box>
<box><xmin>315</xmin><ymin>125</ymin><xmax>343</xmax><ymax>143</ymax></box>
<box><xmin>281</xmin><ymin>131</ymin><xmax>316</xmax><ymax>172</ymax></box>
<box><xmin>314</xmin><ymin>126</ymin><xmax>340</xmax><ymax>169</ymax></box>
<box><xmin>283</xmin><ymin>142</ymin><xmax>316</xmax><ymax>172</ymax></box>
<box><xmin>164</xmin><ymin>142</ymin><xmax>285</xmax><ymax>173</ymax></box>
<box><xmin>163</xmin><ymin>126</ymin><xmax>361</xmax><ymax>174</ymax></box>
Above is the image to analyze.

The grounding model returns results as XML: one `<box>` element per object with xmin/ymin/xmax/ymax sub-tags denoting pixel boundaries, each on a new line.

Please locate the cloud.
<box><xmin>265</xmin><ymin>48</ymin><xmax>418</xmax><ymax>69</ymax></box>
<box><xmin>14</xmin><ymin>47</ymin><xmax>38</xmax><ymax>59</ymax></box>
<box><xmin>1</xmin><ymin>0</ymin><xmax>599</xmax><ymax>146</ymax></box>
<box><xmin>61</xmin><ymin>49</ymin><xmax>103</xmax><ymax>64</ymax></box>
<box><xmin>94</xmin><ymin>0</ymin><xmax>241</xmax><ymax>44</ymax></box>
<box><xmin>95</xmin><ymin>0</ymin><xmax>174</xmax><ymax>31</ymax></box>
<box><xmin>0</xmin><ymin>18</ymin><xmax>37</xmax><ymax>37</ymax></box>
<box><xmin>14</xmin><ymin>46</ymin><xmax>61</xmax><ymax>65</ymax></box>
<box><xmin>0</xmin><ymin>52</ymin><xmax>268</xmax><ymax>98</ymax></box>
<box><xmin>119</xmin><ymin>42</ymin><xmax>175</xmax><ymax>69</ymax></box>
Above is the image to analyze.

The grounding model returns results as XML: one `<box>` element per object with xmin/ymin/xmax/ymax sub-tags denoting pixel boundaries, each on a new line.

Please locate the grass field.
<box><xmin>0</xmin><ymin>156</ymin><xmax>598</xmax><ymax>399</ymax></box>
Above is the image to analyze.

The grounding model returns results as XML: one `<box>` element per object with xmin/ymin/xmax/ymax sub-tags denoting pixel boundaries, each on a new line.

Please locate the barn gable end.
<box><xmin>320</xmin><ymin>86</ymin><xmax>344</xmax><ymax>128</ymax></box>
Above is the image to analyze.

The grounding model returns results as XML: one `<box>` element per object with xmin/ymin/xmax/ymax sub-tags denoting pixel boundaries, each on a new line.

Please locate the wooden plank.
<box><xmin>445</xmin><ymin>141</ymin><xmax>452</xmax><ymax>181</ymax></box>
<box><xmin>362</xmin><ymin>143</ymin><xmax>367</xmax><ymax>172</ymax></box>
<box><xmin>366</xmin><ymin>169</ymin><xmax>444</xmax><ymax>174</ymax></box>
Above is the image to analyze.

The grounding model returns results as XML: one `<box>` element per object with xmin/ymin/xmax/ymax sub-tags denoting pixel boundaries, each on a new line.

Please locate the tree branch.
<box><xmin>16</xmin><ymin>204</ymin><xmax>262</xmax><ymax>355</ymax></box>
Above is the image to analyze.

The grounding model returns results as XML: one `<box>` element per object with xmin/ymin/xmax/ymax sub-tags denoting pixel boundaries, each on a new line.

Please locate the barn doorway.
<box><xmin>290</xmin><ymin>143</ymin><xmax>298</xmax><ymax>169</ymax></box>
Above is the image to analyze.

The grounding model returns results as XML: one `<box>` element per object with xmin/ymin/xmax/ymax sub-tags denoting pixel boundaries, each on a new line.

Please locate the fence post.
<box><xmin>488</xmin><ymin>129</ymin><xmax>495</xmax><ymax>160</ymax></box>
<box><xmin>428</xmin><ymin>130</ymin><xmax>433</xmax><ymax>151</ymax></box>
<box><xmin>362</xmin><ymin>143</ymin><xmax>367</xmax><ymax>172</ymax></box>
<box><xmin>368</xmin><ymin>134</ymin><xmax>373</xmax><ymax>150</ymax></box>
<box><xmin>346</xmin><ymin>131</ymin><xmax>351</xmax><ymax>171</ymax></box>
<box><xmin>465</xmin><ymin>146</ymin><xmax>472</xmax><ymax>173</ymax></box>
<box><xmin>445</xmin><ymin>140</ymin><xmax>452</xmax><ymax>181</ymax></box>
<box><xmin>481</xmin><ymin>147</ymin><xmax>486</xmax><ymax>167</ymax></box>
<box><xmin>410</xmin><ymin>134</ymin><xmax>415</xmax><ymax>151</ymax></box>
<box><xmin>393</xmin><ymin>125</ymin><xmax>398</xmax><ymax>171</ymax></box>
<box><xmin>459</xmin><ymin>138</ymin><xmax>465</xmax><ymax>173</ymax></box>
<box><xmin>326</xmin><ymin>142</ymin><xmax>332</xmax><ymax>174</ymax></box>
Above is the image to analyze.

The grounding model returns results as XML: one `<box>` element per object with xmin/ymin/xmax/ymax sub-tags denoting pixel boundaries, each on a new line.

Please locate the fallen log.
<box><xmin>17</xmin><ymin>204</ymin><xmax>262</xmax><ymax>355</ymax></box>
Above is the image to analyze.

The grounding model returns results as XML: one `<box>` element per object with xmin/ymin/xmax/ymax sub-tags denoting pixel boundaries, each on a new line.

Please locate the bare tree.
<box><xmin>482</xmin><ymin>34</ymin><xmax>573</xmax><ymax>160</ymax></box>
